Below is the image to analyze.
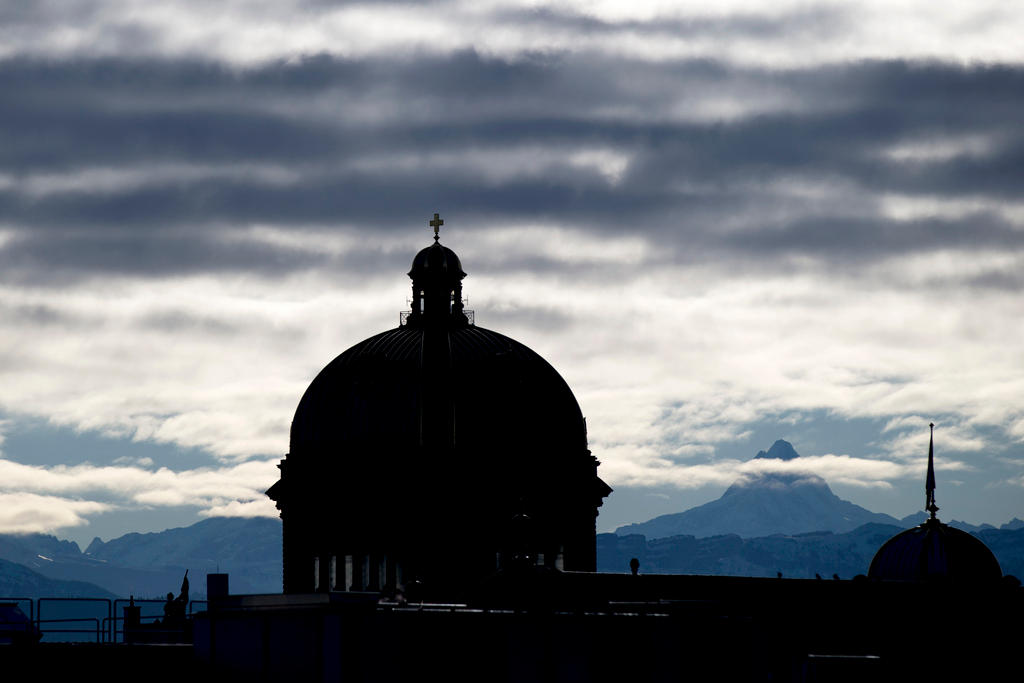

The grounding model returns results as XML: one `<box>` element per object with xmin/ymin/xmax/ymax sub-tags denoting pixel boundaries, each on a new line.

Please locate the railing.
<box><xmin>399</xmin><ymin>310</ymin><xmax>475</xmax><ymax>326</ymax></box>
<box><xmin>36</xmin><ymin>616</ymin><xmax>102</xmax><ymax>642</ymax></box>
<box><xmin>110</xmin><ymin>598</ymin><xmax>208</xmax><ymax>643</ymax></box>
<box><xmin>1</xmin><ymin>597</ymin><xmax>33</xmax><ymax>622</ymax></box>
<box><xmin>38</xmin><ymin>597</ymin><xmax>111</xmax><ymax>643</ymax></box>
<box><xmin>1</xmin><ymin>596</ymin><xmax>206</xmax><ymax>643</ymax></box>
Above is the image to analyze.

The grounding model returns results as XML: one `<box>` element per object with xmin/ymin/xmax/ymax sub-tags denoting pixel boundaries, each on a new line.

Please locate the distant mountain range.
<box><xmin>603</xmin><ymin>439</ymin><xmax>1024</xmax><ymax>580</ymax></box>
<box><xmin>599</xmin><ymin>525</ymin><xmax>1024</xmax><ymax>580</ymax></box>
<box><xmin>0</xmin><ymin>440</ymin><xmax>1021</xmax><ymax>597</ymax></box>
<box><xmin>0</xmin><ymin>557</ymin><xmax>116</xmax><ymax>599</ymax></box>
<box><xmin>0</xmin><ymin>517</ymin><xmax>281</xmax><ymax>598</ymax></box>
<box><xmin>615</xmin><ymin>440</ymin><xmax>1023</xmax><ymax>539</ymax></box>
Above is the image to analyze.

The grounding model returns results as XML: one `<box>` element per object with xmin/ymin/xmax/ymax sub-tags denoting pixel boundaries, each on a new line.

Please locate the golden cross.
<box><xmin>429</xmin><ymin>212</ymin><xmax>444</xmax><ymax>242</ymax></box>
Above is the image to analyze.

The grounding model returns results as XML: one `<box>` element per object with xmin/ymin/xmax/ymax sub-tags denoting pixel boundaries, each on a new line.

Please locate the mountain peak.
<box><xmin>753</xmin><ymin>439</ymin><xmax>800</xmax><ymax>461</ymax></box>
<box><xmin>615</xmin><ymin>439</ymin><xmax>904</xmax><ymax>539</ymax></box>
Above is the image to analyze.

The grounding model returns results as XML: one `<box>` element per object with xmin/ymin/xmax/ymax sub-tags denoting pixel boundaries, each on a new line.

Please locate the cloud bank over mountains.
<box><xmin>1</xmin><ymin>1</ymin><xmax>1023</xmax><ymax>538</ymax></box>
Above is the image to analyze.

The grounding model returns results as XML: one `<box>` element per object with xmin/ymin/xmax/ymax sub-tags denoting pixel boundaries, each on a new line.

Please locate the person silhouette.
<box><xmin>163</xmin><ymin>571</ymin><xmax>190</xmax><ymax>627</ymax></box>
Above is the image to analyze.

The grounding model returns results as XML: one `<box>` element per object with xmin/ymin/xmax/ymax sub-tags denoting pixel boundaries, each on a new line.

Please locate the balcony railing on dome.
<box><xmin>400</xmin><ymin>310</ymin><xmax>474</xmax><ymax>327</ymax></box>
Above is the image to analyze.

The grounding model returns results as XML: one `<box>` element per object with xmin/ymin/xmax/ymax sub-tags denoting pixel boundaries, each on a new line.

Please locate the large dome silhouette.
<box><xmin>290</xmin><ymin>325</ymin><xmax>587</xmax><ymax>457</ymax></box>
<box><xmin>268</xmin><ymin>220</ymin><xmax>610</xmax><ymax>596</ymax></box>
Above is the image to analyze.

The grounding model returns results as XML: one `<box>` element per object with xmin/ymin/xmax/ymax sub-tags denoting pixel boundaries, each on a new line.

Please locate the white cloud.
<box><xmin>0</xmin><ymin>163</ymin><xmax>303</xmax><ymax>199</ymax></box>
<box><xmin>3</xmin><ymin>2</ymin><xmax>1023</xmax><ymax>66</ymax></box>
<box><xmin>0</xmin><ymin>267</ymin><xmax>405</xmax><ymax>459</ymax></box>
<box><xmin>2</xmin><ymin>224</ymin><xmax>1022</xmax><ymax>503</ymax></box>
<box><xmin>874</xmin><ymin>421</ymin><xmax>988</xmax><ymax>462</ymax></box>
<box><xmin>0</xmin><ymin>492</ymin><xmax>111</xmax><ymax>534</ymax></box>
<box><xmin>602</xmin><ymin>451</ymin><xmax>967</xmax><ymax>491</ymax></box>
<box><xmin>0</xmin><ymin>457</ymin><xmax>280</xmax><ymax>533</ymax></box>
<box><xmin>201</xmin><ymin>498</ymin><xmax>279</xmax><ymax>518</ymax></box>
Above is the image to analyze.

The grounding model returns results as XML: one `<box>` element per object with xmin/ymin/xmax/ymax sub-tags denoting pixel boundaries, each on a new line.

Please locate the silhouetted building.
<box><xmin>869</xmin><ymin>423</ymin><xmax>1003</xmax><ymax>582</ymax></box>
<box><xmin>193</xmin><ymin>219</ymin><xmax>1021</xmax><ymax>681</ymax></box>
<box><xmin>267</xmin><ymin>216</ymin><xmax>611</xmax><ymax>597</ymax></box>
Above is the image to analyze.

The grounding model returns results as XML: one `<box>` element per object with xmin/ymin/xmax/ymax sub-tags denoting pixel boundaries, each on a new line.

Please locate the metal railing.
<box><xmin>1</xmin><ymin>596</ymin><xmax>206</xmax><ymax>643</ymax></box>
<box><xmin>1</xmin><ymin>597</ymin><xmax>33</xmax><ymax>622</ymax></box>
<box><xmin>38</xmin><ymin>597</ymin><xmax>111</xmax><ymax>643</ymax></box>
<box><xmin>400</xmin><ymin>309</ymin><xmax>475</xmax><ymax>326</ymax></box>
<box><xmin>36</xmin><ymin>616</ymin><xmax>102</xmax><ymax>642</ymax></box>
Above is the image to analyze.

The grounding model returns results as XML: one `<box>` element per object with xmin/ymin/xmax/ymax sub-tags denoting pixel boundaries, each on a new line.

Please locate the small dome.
<box><xmin>869</xmin><ymin>422</ymin><xmax>1003</xmax><ymax>583</ymax></box>
<box><xmin>409</xmin><ymin>242</ymin><xmax>466</xmax><ymax>281</ymax></box>
<box><xmin>868</xmin><ymin>518</ymin><xmax>1002</xmax><ymax>582</ymax></box>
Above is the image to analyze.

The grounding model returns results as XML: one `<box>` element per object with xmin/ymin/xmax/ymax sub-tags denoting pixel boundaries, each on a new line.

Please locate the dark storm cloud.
<box><xmin>5</xmin><ymin>55</ymin><xmax>1019</xmax><ymax>169</ymax></box>
<box><xmin>2</xmin><ymin>53</ymin><xmax>1023</xmax><ymax>281</ymax></box>
<box><xmin>0</xmin><ymin>230</ymin><xmax>316</xmax><ymax>281</ymax></box>
<box><xmin>0</xmin><ymin>98</ymin><xmax>338</xmax><ymax>169</ymax></box>
<box><xmin>965</xmin><ymin>271</ymin><xmax>1024</xmax><ymax>291</ymax></box>
<box><xmin>0</xmin><ymin>228</ymin><xmax>416</xmax><ymax>284</ymax></box>
<box><xmin>721</xmin><ymin>212</ymin><xmax>1024</xmax><ymax>258</ymax></box>
<box><xmin>0</xmin><ymin>0</ymin><xmax>102</xmax><ymax>27</ymax></box>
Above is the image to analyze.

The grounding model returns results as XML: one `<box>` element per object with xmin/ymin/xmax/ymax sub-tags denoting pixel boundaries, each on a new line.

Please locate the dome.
<box><xmin>868</xmin><ymin>423</ymin><xmax>1002</xmax><ymax>583</ymax></box>
<box><xmin>289</xmin><ymin>324</ymin><xmax>588</xmax><ymax>458</ymax></box>
<box><xmin>409</xmin><ymin>242</ymin><xmax>466</xmax><ymax>281</ymax></box>
<box><xmin>268</xmin><ymin>217</ymin><xmax>610</xmax><ymax>595</ymax></box>
<box><xmin>868</xmin><ymin>518</ymin><xmax>1002</xmax><ymax>582</ymax></box>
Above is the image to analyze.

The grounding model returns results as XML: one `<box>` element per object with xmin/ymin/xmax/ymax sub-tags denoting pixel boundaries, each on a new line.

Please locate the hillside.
<box><xmin>0</xmin><ymin>517</ymin><xmax>281</xmax><ymax>598</ymax></box>
<box><xmin>0</xmin><ymin>557</ymin><xmax>115</xmax><ymax>598</ymax></box>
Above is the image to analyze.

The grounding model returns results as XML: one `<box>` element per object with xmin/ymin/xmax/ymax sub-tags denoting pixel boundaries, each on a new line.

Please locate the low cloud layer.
<box><xmin>0</xmin><ymin>492</ymin><xmax>111</xmax><ymax>534</ymax></box>
<box><xmin>0</xmin><ymin>457</ymin><xmax>279</xmax><ymax>529</ymax></box>
<box><xmin>602</xmin><ymin>450</ymin><xmax>970</xmax><ymax>491</ymax></box>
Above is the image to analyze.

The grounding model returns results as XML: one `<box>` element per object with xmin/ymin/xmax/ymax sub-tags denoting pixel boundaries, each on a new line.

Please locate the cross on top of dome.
<box><xmin>430</xmin><ymin>212</ymin><xmax>444</xmax><ymax>243</ymax></box>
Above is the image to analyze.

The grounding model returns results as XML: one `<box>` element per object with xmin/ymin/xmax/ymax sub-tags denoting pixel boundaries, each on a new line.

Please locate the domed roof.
<box><xmin>409</xmin><ymin>242</ymin><xmax>466</xmax><ymax>281</ymax></box>
<box><xmin>289</xmin><ymin>322</ymin><xmax>587</xmax><ymax>458</ymax></box>
<box><xmin>292</xmin><ymin>221</ymin><xmax>586</xmax><ymax>461</ymax></box>
<box><xmin>868</xmin><ymin>424</ymin><xmax>1002</xmax><ymax>582</ymax></box>
<box><xmin>868</xmin><ymin>518</ymin><xmax>1002</xmax><ymax>582</ymax></box>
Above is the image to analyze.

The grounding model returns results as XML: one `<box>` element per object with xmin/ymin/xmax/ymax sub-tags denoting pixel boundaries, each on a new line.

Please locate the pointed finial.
<box><xmin>429</xmin><ymin>212</ymin><xmax>444</xmax><ymax>242</ymax></box>
<box><xmin>925</xmin><ymin>422</ymin><xmax>939</xmax><ymax>520</ymax></box>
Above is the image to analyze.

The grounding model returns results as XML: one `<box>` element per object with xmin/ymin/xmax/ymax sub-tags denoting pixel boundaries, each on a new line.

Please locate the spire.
<box><xmin>925</xmin><ymin>422</ymin><xmax>939</xmax><ymax>520</ymax></box>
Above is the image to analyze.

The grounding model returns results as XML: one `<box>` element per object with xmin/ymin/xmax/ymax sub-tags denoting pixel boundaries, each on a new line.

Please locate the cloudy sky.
<box><xmin>2</xmin><ymin>1</ymin><xmax>1023</xmax><ymax>547</ymax></box>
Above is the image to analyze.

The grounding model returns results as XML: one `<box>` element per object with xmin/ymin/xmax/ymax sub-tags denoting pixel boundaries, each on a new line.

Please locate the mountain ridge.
<box><xmin>599</xmin><ymin>524</ymin><xmax>1024</xmax><ymax>580</ymax></box>
<box><xmin>0</xmin><ymin>517</ymin><xmax>282</xmax><ymax>598</ymax></box>
<box><xmin>0</xmin><ymin>556</ymin><xmax>115</xmax><ymax>598</ymax></box>
<box><xmin>618</xmin><ymin>440</ymin><xmax>903</xmax><ymax>539</ymax></box>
